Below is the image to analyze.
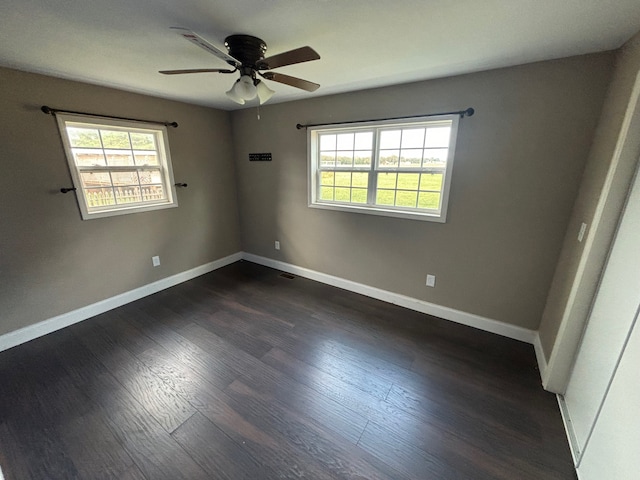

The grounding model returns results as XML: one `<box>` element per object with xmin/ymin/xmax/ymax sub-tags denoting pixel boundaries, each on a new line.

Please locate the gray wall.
<box><xmin>539</xmin><ymin>32</ymin><xmax>640</xmax><ymax>387</ymax></box>
<box><xmin>232</xmin><ymin>53</ymin><xmax>613</xmax><ymax>330</ymax></box>
<box><xmin>0</xmin><ymin>67</ymin><xmax>241</xmax><ymax>336</ymax></box>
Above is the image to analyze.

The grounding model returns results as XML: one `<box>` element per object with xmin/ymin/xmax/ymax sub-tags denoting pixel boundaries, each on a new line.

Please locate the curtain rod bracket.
<box><xmin>41</xmin><ymin>105</ymin><xmax>178</xmax><ymax>128</ymax></box>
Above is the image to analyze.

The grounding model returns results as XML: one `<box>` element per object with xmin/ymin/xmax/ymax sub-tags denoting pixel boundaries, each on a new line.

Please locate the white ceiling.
<box><xmin>2</xmin><ymin>0</ymin><xmax>640</xmax><ymax>111</ymax></box>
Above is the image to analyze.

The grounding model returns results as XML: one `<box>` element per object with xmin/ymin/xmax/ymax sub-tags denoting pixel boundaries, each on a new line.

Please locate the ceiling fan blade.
<box><xmin>159</xmin><ymin>68</ymin><xmax>235</xmax><ymax>75</ymax></box>
<box><xmin>170</xmin><ymin>27</ymin><xmax>241</xmax><ymax>68</ymax></box>
<box><xmin>257</xmin><ymin>46</ymin><xmax>320</xmax><ymax>70</ymax></box>
<box><xmin>261</xmin><ymin>72</ymin><xmax>320</xmax><ymax>92</ymax></box>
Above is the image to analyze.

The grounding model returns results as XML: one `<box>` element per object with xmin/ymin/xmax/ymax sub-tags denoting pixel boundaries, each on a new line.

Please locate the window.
<box><xmin>56</xmin><ymin>113</ymin><xmax>178</xmax><ymax>220</ymax></box>
<box><xmin>308</xmin><ymin>115</ymin><xmax>459</xmax><ymax>222</ymax></box>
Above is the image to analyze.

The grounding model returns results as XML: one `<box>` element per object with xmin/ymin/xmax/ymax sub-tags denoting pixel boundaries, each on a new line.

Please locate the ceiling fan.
<box><xmin>160</xmin><ymin>27</ymin><xmax>320</xmax><ymax>105</ymax></box>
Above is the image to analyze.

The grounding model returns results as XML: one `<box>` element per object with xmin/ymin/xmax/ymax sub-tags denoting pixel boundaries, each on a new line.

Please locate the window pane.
<box><xmin>115</xmin><ymin>186</ymin><xmax>142</xmax><ymax>203</ymax></box>
<box><xmin>85</xmin><ymin>188</ymin><xmax>116</xmax><ymax>207</ymax></box>
<box><xmin>134</xmin><ymin>151</ymin><xmax>159</xmax><ymax>165</ymax></box>
<box><xmin>130</xmin><ymin>132</ymin><xmax>156</xmax><ymax>150</ymax></box>
<box><xmin>320</xmin><ymin>171</ymin><xmax>335</xmax><ymax>186</ymax></box>
<box><xmin>68</xmin><ymin>127</ymin><xmax>102</xmax><ymax>148</ymax></box>
<box><xmin>377</xmin><ymin>173</ymin><xmax>397</xmax><ymax>189</ymax></box>
<box><xmin>397</xmin><ymin>173</ymin><xmax>420</xmax><ymax>190</ymax></box>
<box><xmin>320</xmin><ymin>186</ymin><xmax>334</xmax><ymax>200</ymax></box>
<box><xmin>139</xmin><ymin>169</ymin><xmax>163</xmax><ymax>185</ymax></box>
<box><xmin>423</xmin><ymin>148</ymin><xmax>448</xmax><ymax>165</ymax></box>
<box><xmin>141</xmin><ymin>185</ymin><xmax>165</xmax><ymax>201</ymax></box>
<box><xmin>320</xmin><ymin>134</ymin><xmax>336</xmax><ymax>151</ymax></box>
<box><xmin>80</xmin><ymin>171</ymin><xmax>112</xmax><ymax>188</ymax></box>
<box><xmin>351</xmin><ymin>188</ymin><xmax>367</xmax><ymax>204</ymax></box>
<box><xmin>354</xmin><ymin>132</ymin><xmax>373</xmax><ymax>150</ymax></box>
<box><xmin>396</xmin><ymin>191</ymin><xmax>418</xmax><ymax>208</ymax></box>
<box><xmin>100</xmin><ymin>130</ymin><xmax>131</xmax><ymax>149</ymax></box>
<box><xmin>420</xmin><ymin>173</ymin><xmax>443</xmax><ymax>191</ymax></box>
<box><xmin>376</xmin><ymin>189</ymin><xmax>395</xmax><ymax>205</ymax></box>
<box><xmin>335</xmin><ymin>187</ymin><xmax>350</xmax><ymax>201</ymax></box>
<box><xmin>73</xmin><ymin>148</ymin><xmax>106</xmax><ymax>166</ymax></box>
<box><xmin>380</xmin><ymin>130</ymin><xmax>401</xmax><ymax>149</ymax></box>
<box><xmin>379</xmin><ymin>150</ymin><xmax>399</xmax><ymax>167</ymax></box>
<box><xmin>105</xmin><ymin>150</ymin><xmax>134</xmax><ymax>166</ymax></box>
<box><xmin>418</xmin><ymin>192</ymin><xmax>441</xmax><ymax>209</ymax></box>
<box><xmin>401</xmin><ymin>129</ymin><xmax>425</xmax><ymax>148</ymax></box>
<box><xmin>399</xmin><ymin>149</ymin><xmax>422</xmax><ymax>167</ymax></box>
<box><xmin>352</xmin><ymin>172</ymin><xmax>368</xmax><ymax>187</ymax></box>
<box><xmin>425</xmin><ymin>126</ymin><xmax>451</xmax><ymax>148</ymax></box>
<box><xmin>335</xmin><ymin>172</ymin><xmax>351</xmax><ymax>187</ymax></box>
<box><xmin>111</xmin><ymin>171</ymin><xmax>139</xmax><ymax>186</ymax></box>
<box><xmin>336</xmin><ymin>133</ymin><xmax>354</xmax><ymax>150</ymax></box>
<box><xmin>354</xmin><ymin>151</ymin><xmax>371</xmax><ymax>166</ymax></box>
<box><xmin>336</xmin><ymin>151</ymin><xmax>353</xmax><ymax>166</ymax></box>
<box><xmin>321</xmin><ymin>153</ymin><xmax>336</xmax><ymax>167</ymax></box>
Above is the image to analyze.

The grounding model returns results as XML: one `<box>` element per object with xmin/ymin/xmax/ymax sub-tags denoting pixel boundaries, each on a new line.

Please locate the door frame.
<box><xmin>544</xmin><ymin>70</ymin><xmax>640</xmax><ymax>393</ymax></box>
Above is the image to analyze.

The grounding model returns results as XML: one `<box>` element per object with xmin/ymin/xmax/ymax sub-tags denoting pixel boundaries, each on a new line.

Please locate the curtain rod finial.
<box><xmin>41</xmin><ymin>105</ymin><xmax>54</xmax><ymax>115</ymax></box>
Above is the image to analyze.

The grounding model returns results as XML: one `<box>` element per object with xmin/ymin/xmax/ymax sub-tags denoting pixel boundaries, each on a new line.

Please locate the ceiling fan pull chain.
<box><xmin>257</xmin><ymin>103</ymin><xmax>261</xmax><ymax>120</ymax></box>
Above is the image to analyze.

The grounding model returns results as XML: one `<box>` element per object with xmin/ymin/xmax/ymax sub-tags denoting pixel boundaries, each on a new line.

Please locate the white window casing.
<box><xmin>308</xmin><ymin>114</ymin><xmax>459</xmax><ymax>222</ymax></box>
<box><xmin>56</xmin><ymin>113</ymin><xmax>178</xmax><ymax>220</ymax></box>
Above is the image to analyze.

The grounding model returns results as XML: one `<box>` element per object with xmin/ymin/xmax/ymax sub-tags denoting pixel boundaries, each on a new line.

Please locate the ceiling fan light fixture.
<box><xmin>256</xmin><ymin>80</ymin><xmax>275</xmax><ymax>104</ymax></box>
<box><xmin>234</xmin><ymin>75</ymin><xmax>258</xmax><ymax>100</ymax></box>
<box><xmin>225</xmin><ymin>82</ymin><xmax>246</xmax><ymax>105</ymax></box>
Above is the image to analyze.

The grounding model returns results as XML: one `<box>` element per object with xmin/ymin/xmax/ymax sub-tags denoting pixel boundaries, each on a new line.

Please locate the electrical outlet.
<box><xmin>578</xmin><ymin>222</ymin><xmax>587</xmax><ymax>242</ymax></box>
<box><xmin>275</xmin><ymin>241</ymin><xmax>280</xmax><ymax>250</ymax></box>
<box><xmin>426</xmin><ymin>274</ymin><xmax>436</xmax><ymax>287</ymax></box>
<box><xmin>152</xmin><ymin>255</ymin><xmax>160</xmax><ymax>267</ymax></box>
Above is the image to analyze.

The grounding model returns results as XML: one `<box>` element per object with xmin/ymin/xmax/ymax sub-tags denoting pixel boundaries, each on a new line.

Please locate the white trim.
<box><xmin>55</xmin><ymin>113</ymin><xmax>178</xmax><ymax>221</ymax></box>
<box><xmin>557</xmin><ymin>394</ymin><xmax>581</xmax><ymax>466</ymax></box>
<box><xmin>0</xmin><ymin>250</ymin><xmax>539</xmax><ymax>359</ymax></box>
<box><xmin>242</xmin><ymin>253</ymin><xmax>536</xmax><ymax>344</ymax></box>
<box><xmin>533</xmin><ymin>332</ymin><xmax>548</xmax><ymax>379</ymax></box>
<box><xmin>544</xmin><ymin>70</ymin><xmax>640</xmax><ymax>393</ymax></box>
<box><xmin>0</xmin><ymin>252</ymin><xmax>242</xmax><ymax>353</ymax></box>
<box><xmin>307</xmin><ymin>115</ymin><xmax>459</xmax><ymax>224</ymax></box>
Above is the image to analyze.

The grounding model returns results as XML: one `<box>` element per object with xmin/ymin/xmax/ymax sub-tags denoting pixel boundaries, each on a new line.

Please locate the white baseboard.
<box><xmin>1</xmin><ymin>251</ymin><xmax>541</xmax><ymax>359</ymax></box>
<box><xmin>533</xmin><ymin>332</ymin><xmax>548</xmax><ymax>379</ymax></box>
<box><xmin>242</xmin><ymin>253</ymin><xmax>537</xmax><ymax>345</ymax></box>
<box><xmin>0</xmin><ymin>252</ymin><xmax>243</xmax><ymax>353</ymax></box>
<box><xmin>557</xmin><ymin>394</ymin><xmax>581</xmax><ymax>466</ymax></box>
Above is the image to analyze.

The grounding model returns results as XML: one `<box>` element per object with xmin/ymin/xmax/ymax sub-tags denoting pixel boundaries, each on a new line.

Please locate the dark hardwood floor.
<box><xmin>0</xmin><ymin>261</ymin><xmax>576</xmax><ymax>479</ymax></box>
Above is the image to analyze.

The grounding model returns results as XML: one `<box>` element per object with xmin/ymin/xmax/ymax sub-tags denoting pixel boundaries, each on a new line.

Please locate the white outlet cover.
<box><xmin>275</xmin><ymin>241</ymin><xmax>280</xmax><ymax>250</ymax></box>
<box><xmin>152</xmin><ymin>256</ymin><xmax>160</xmax><ymax>267</ymax></box>
<box><xmin>426</xmin><ymin>274</ymin><xmax>436</xmax><ymax>287</ymax></box>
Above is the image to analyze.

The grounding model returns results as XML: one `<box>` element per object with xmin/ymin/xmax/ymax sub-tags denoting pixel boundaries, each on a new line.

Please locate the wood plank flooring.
<box><xmin>0</xmin><ymin>261</ymin><xmax>576</xmax><ymax>479</ymax></box>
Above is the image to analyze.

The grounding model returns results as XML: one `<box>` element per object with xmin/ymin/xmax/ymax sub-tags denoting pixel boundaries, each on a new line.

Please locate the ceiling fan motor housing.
<box><xmin>224</xmin><ymin>34</ymin><xmax>267</xmax><ymax>76</ymax></box>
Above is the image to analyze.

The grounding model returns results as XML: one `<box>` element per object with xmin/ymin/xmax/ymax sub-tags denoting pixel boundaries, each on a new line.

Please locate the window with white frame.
<box><xmin>308</xmin><ymin>115</ymin><xmax>459</xmax><ymax>222</ymax></box>
<box><xmin>56</xmin><ymin>113</ymin><xmax>178</xmax><ymax>220</ymax></box>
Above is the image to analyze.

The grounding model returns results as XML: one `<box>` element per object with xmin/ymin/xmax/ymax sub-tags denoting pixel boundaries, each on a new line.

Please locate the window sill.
<box><xmin>80</xmin><ymin>201</ymin><xmax>178</xmax><ymax>220</ymax></box>
<box><xmin>308</xmin><ymin>201</ymin><xmax>446</xmax><ymax>223</ymax></box>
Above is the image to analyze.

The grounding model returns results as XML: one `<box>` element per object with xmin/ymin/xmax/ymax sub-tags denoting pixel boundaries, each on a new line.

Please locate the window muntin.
<box><xmin>309</xmin><ymin>115</ymin><xmax>459</xmax><ymax>222</ymax></box>
<box><xmin>56</xmin><ymin>114</ymin><xmax>177</xmax><ymax>219</ymax></box>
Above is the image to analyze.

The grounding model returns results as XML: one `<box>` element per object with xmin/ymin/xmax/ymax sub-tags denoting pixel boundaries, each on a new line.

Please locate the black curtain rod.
<box><xmin>41</xmin><ymin>106</ymin><xmax>178</xmax><ymax>128</ymax></box>
<box><xmin>296</xmin><ymin>107</ymin><xmax>474</xmax><ymax>130</ymax></box>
